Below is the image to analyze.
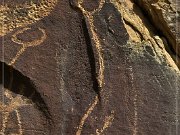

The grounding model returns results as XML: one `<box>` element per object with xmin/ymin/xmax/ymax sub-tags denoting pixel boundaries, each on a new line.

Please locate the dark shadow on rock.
<box><xmin>0</xmin><ymin>62</ymin><xmax>52</xmax><ymax>124</ymax></box>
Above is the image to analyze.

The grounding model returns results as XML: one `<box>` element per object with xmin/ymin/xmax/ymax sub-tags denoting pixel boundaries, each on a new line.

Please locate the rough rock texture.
<box><xmin>0</xmin><ymin>0</ymin><xmax>179</xmax><ymax>135</ymax></box>
<box><xmin>133</xmin><ymin>0</ymin><xmax>180</xmax><ymax>67</ymax></box>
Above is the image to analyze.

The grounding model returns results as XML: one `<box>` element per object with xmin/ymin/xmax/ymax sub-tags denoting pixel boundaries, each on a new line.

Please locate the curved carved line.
<box><xmin>11</xmin><ymin>27</ymin><xmax>47</xmax><ymax>47</ymax></box>
<box><xmin>76</xmin><ymin>96</ymin><xmax>99</xmax><ymax>135</ymax></box>
<box><xmin>9</xmin><ymin>27</ymin><xmax>46</xmax><ymax>66</ymax></box>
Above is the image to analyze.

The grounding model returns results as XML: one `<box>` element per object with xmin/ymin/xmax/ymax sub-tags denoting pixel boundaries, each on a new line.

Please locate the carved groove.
<box><xmin>81</xmin><ymin>18</ymin><xmax>101</xmax><ymax>100</ymax></box>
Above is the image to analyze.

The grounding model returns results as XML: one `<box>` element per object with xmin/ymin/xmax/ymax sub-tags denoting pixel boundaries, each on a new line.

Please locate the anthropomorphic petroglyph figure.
<box><xmin>0</xmin><ymin>88</ymin><xmax>33</xmax><ymax>135</ymax></box>
<box><xmin>1</xmin><ymin>1</ymin><xmax>57</xmax><ymax>134</ymax></box>
<box><xmin>70</xmin><ymin>0</ymin><xmax>115</xmax><ymax>135</ymax></box>
<box><xmin>0</xmin><ymin>26</ymin><xmax>47</xmax><ymax>134</ymax></box>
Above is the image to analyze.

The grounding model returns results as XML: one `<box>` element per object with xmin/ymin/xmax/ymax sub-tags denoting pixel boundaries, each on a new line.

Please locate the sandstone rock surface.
<box><xmin>0</xmin><ymin>0</ymin><xmax>179</xmax><ymax>135</ymax></box>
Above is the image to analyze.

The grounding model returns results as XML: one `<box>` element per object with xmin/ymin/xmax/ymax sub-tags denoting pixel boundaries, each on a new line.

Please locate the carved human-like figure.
<box><xmin>0</xmin><ymin>0</ymin><xmax>58</xmax><ymax>134</ymax></box>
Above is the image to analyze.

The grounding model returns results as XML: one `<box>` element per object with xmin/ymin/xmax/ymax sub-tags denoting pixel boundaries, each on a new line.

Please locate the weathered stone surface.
<box><xmin>134</xmin><ymin>0</ymin><xmax>180</xmax><ymax>66</ymax></box>
<box><xmin>0</xmin><ymin>0</ymin><xmax>179</xmax><ymax>135</ymax></box>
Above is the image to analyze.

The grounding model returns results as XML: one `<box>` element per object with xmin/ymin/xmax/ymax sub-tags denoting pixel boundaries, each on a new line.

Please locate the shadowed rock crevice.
<box><xmin>131</xmin><ymin>0</ymin><xmax>180</xmax><ymax>67</ymax></box>
<box><xmin>0</xmin><ymin>62</ymin><xmax>52</xmax><ymax>123</ymax></box>
<box><xmin>131</xmin><ymin>0</ymin><xmax>177</xmax><ymax>59</ymax></box>
<box><xmin>70</xmin><ymin>0</ymin><xmax>101</xmax><ymax>100</ymax></box>
<box><xmin>81</xmin><ymin>18</ymin><xmax>101</xmax><ymax>100</ymax></box>
<box><xmin>113</xmin><ymin>0</ymin><xmax>179</xmax><ymax>69</ymax></box>
<box><xmin>123</xmin><ymin>18</ymin><xmax>144</xmax><ymax>41</ymax></box>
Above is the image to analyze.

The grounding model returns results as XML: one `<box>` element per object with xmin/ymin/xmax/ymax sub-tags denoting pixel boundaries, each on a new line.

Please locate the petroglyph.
<box><xmin>0</xmin><ymin>0</ymin><xmax>53</xmax><ymax>134</ymax></box>
<box><xmin>76</xmin><ymin>96</ymin><xmax>99</xmax><ymax>135</ymax></box>
<box><xmin>0</xmin><ymin>0</ymin><xmax>57</xmax><ymax>36</ymax></box>
<box><xmin>129</xmin><ymin>67</ymin><xmax>138</xmax><ymax>135</ymax></box>
<box><xmin>110</xmin><ymin>2</ymin><xmax>180</xmax><ymax>134</ymax></box>
<box><xmin>72</xmin><ymin>0</ymin><xmax>113</xmax><ymax>134</ymax></box>
<box><xmin>0</xmin><ymin>26</ymin><xmax>47</xmax><ymax>134</ymax></box>
<box><xmin>75</xmin><ymin>0</ymin><xmax>105</xmax><ymax>89</ymax></box>
<box><xmin>96</xmin><ymin>111</ymin><xmax>114</xmax><ymax>135</ymax></box>
<box><xmin>9</xmin><ymin>27</ymin><xmax>47</xmax><ymax>66</ymax></box>
<box><xmin>0</xmin><ymin>88</ymin><xmax>33</xmax><ymax>135</ymax></box>
<box><xmin>1</xmin><ymin>26</ymin><xmax>46</xmax><ymax>134</ymax></box>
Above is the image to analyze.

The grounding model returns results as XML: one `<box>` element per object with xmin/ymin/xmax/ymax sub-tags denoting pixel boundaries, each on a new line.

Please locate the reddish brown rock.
<box><xmin>0</xmin><ymin>0</ymin><xmax>179</xmax><ymax>135</ymax></box>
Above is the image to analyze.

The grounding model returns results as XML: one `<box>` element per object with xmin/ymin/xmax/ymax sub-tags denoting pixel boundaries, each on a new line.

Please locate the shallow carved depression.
<box><xmin>0</xmin><ymin>62</ymin><xmax>51</xmax><ymax>135</ymax></box>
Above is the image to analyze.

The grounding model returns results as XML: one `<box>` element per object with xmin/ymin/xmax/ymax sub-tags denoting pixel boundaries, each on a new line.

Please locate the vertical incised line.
<box><xmin>1</xmin><ymin>112</ymin><xmax>9</xmax><ymax>134</ymax></box>
<box><xmin>129</xmin><ymin>66</ymin><xmax>138</xmax><ymax>135</ymax></box>
<box><xmin>15</xmin><ymin>110</ymin><xmax>23</xmax><ymax>135</ymax></box>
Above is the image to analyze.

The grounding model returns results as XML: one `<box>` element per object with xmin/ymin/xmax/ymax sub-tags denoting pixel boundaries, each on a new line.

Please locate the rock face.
<box><xmin>0</xmin><ymin>0</ymin><xmax>179</xmax><ymax>135</ymax></box>
<box><xmin>134</xmin><ymin>0</ymin><xmax>180</xmax><ymax>67</ymax></box>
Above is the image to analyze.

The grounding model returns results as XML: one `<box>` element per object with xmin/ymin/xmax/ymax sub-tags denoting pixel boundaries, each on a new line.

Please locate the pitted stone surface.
<box><xmin>0</xmin><ymin>0</ymin><xmax>179</xmax><ymax>135</ymax></box>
